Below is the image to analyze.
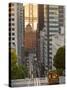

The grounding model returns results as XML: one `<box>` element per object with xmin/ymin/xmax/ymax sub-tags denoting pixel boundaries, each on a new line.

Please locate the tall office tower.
<box><xmin>25</xmin><ymin>24</ymin><xmax>36</xmax><ymax>51</ymax></box>
<box><xmin>37</xmin><ymin>4</ymin><xmax>44</xmax><ymax>31</ymax></box>
<box><xmin>36</xmin><ymin>4</ymin><xmax>44</xmax><ymax>77</ymax></box>
<box><xmin>44</xmin><ymin>5</ymin><xmax>60</xmax><ymax>74</ymax></box>
<box><xmin>39</xmin><ymin>30</ymin><xmax>45</xmax><ymax>77</ymax></box>
<box><xmin>9</xmin><ymin>3</ymin><xmax>24</xmax><ymax>64</ymax></box>
<box><xmin>59</xmin><ymin>6</ymin><xmax>65</xmax><ymax>34</ymax></box>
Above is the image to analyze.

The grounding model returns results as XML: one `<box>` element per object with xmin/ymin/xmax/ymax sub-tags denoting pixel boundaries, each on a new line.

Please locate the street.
<box><xmin>11</xmin><ymin>76</ymin><xmax>65</xmax><ymax>87</ymax></box>
<box><xmin>11</xmin><ymin>77</ymin><xmax>48</xmax><ymax>87</ymax></box>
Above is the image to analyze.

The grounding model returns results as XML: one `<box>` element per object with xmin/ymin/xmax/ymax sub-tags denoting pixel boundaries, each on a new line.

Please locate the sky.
<box><xmin>24</xmin><ymin>4</ymin><xmax>38</xmax><ymax>30</ymax></box>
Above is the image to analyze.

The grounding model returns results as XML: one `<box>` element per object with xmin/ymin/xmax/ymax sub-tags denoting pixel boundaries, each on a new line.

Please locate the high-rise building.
<box><xmin>37</xmin><ymin>5</ymin><xmax>65</xmax><ymax>76</ymax></box>
<box><xmin>37</xmin><ymin>4</ymin><xmax>44</xmax><ymax>31</ymax></box>
<box><xmin>24</xmin><ymin>24</ymin><xmax>36</xmax><ymax>51</ymax></box>
<box><xmin>44</xmin><ymin>5</ymin><xmax>59</xmax><ymax>73</ymax></box>
<box><xmin>36</xmin><ymin>4</ymin><xmax>44</xmax><ymax>77</ymax></box>
<box><xmin>39</xmin><ymin>30</ymin><xmax>45</xmax><ymax>77</ymax></box>
<box><xmin>43</xmin><ymin>5</ymin><xmax>65</xmax><ymax>75</ymax></box>
<box><xmin>9</xmin><ymin>3</ymin><xmax>24</xmax><ymax>64</ymax></box>
<box><xmin>59</xmin><ymin>6</ymin><xmax>65</xmax><ymax>34</ymax></box>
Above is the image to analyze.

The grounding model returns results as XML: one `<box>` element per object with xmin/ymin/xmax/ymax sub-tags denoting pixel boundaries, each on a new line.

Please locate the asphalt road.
<box><xmin>11</xmin><ymin>76</ymin><xmax>65</xmax><ymax>87</ymax></box>
<box><xmin>11</xmin><ymin>78</ymin><xmax>48</xmax><ymax>87</ymax></box>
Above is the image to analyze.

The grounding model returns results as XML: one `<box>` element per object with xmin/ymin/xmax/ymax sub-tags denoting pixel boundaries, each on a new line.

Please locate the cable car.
<box><xmin>48</xmin><ymin>70</ymin><xmax>59</xmax><ymax>85</ymax></box>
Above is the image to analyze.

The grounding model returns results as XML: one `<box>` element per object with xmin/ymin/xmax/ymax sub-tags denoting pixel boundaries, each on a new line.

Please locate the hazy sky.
<box><xmin>24</xmin><ymin>4</ymin><xmax>38</xmax><ymax>30</ymax></box>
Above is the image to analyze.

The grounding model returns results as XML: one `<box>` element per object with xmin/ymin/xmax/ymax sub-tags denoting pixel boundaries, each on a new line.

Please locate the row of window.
<box><xmin>9</xmin><ymin>13</ymin><xmax>14</xmax><ymax>16</ymax></box>
<box><xmin>9</xmin><ymin>42</ymin><xmax>15</xmax><ymax>46</ymax></box>
<box><xmin>9</xmin><ymin>28</ymin><xmax>15</xmax><ymax>31</ymax></box>
<box><xmin>9</xmin><ymin>32</ymin><xmax>15</xmax><ymax>36</ymax></box>
<box><xmin>9</xmin><ymin>20</ymin><xmax>23</xmax><ymax>26</ymax></box>
<box><xmin>9</xmin><ymin>8</ymin><xmax>14</xmax><ymax>12</ymax></box>
<box><xmin>9</xmin><ymin>37</ymin><xmax>15</xmax><ymax>40</ymax></box>
<box><xmin>9</xmin><ymin>18</ymin><xmax>15</xmax><ymax>21</ymax></box>
<box><xmin>9</xmin><ymin>23</ymin><xmax>15</xmax><ymax>26</ymax></box>
<box><xmin>9</xmin><ymin>3</ymin><xmax>14</xmax><ymax>7</ymax></box>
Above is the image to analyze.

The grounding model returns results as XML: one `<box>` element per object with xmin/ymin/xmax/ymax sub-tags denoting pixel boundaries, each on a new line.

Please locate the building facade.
<box><xmin>43</xmin><ymin>5</ymin><xmax>65</xmax><ymax>75</ymax></box>
<box><xmin>52</xmin><ymin>33</ymin><xmax>64</xmax><ymax>69</ymax></box>
<box><xmin>36</xmin><ymin>4</ymin><xmax>44</xmax><ymax>77</ymax></box>
<box><xmin>44</xmin><ymin>5</ymin><xmax>59</xmax><ymax>72</ymax></box>
<box><xmin>36</xmin><ymin>5</ymin><xmax>65</xmax><ymax>76</ymax></box>
<box><xmin>59</xmin><ymin>6</ymin><xmax>65</xmax><ymax>34</ymax></box>
<box><xmin>9</xmin><ymin>3</ymin><xmax>24</xmax><ymax>64</ymax></box>
<box><xmin>24</xmin><ymin>24</ymin><xmax>36</xmax><ymax>51</ymax></box>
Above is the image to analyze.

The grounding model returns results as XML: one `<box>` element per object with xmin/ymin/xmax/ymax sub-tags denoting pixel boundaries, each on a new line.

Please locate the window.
<box><xmin>12</xmin><ymin>23</ymin><xmax>14</xmax><ymax>26</ymax></box>
<box><xmin>12</xmin><ymin>33</ymin><xmax>15</xmax><ymax>35</ymax></box>
<box><xmin>11</xmin><ymin>3</ymin><xmax>14</xmax><ymax>6</ymax></box>
<box><xmin>12</xmin><ymin>37</ymin><xmax>15</xmax><ymax>40</ymax></box>
<box><xmin>49</xmin><ymin>38</ymin><xmax>52</xmax><ymax>41</ymax></box>
<box><xmin>49</xmin><ymin>47</ymin><xmax>52</xmax><ymax>50</ymax></box>
<box><xmin>12</xmin><ymin>42</ymin><xmax>15</xmax><ymax>46</ymax></box>
<box><xmin>11</xmin><ymin>13</ymin><xmax>14</xmax><ymax>16</ymax></box>
<box><xmin>12</xmin><ymin>28</ymin><xmax>15</xmax><ymax>31</ymax></box>
<box><xmin>49</xmin><ymin>52</ymin><xmax>52</xmax><ymax>54</ymax></box>
<box><xmin>49</xmin><ymin>56</ymin><xmax>52</xmax><ymax>59</ymax></box>
<box><xmin>49</xmin><ymin>43</ymin><xmax>52</xmax><ymax>46</ymax></box>
<box><xmin>49</xmin><ymin>12</ymin><xmax>55</xmax><ymax>14</ymax></box>
<box><xmin>12</xmin><ymin>18</ymin><xmax>14</xmax><ymax>21</ymax></box>
<box><xmin>11</xmin><ymin>8</ymin><xmax>14</xmax><ymax>11</ymax></box>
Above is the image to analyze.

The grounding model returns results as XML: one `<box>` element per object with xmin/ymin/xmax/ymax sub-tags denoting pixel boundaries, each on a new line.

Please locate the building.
<box><xmin>52</xmin><ymin>33</ymin><xmax>64</xmax><ymax>69</ymax></box>
<box><xmin>43</xmin><ymin>5</ymin><xmax>65</xmax><ymax>74</ymax></box>
<box><xmin>44</xmin><ymin>5</ymin><xmax>59</xmax><ymax>71</ymax></box>
<box><xmin>36</xmin><ymin>4</ymin><xmax>44</xmax><ymax>77</ymax></box>
<box><xmin>39</xmin><ymin>30</ymin><xmax>45</xmax><ymax>77</ymax></box>
<box><xmin>24</xmin><ymin>24</ymin><xmax>36</xmax><ymax>51</ymax></box>
<box><xmin>9</xmin><ymin>3</ymin><xmax>24</xmax><ymax>64</ymax></box>
<box><xmin>59</xmin><ymin>6</ymin><xmax>65</xmax><ymax>34</ymax></box>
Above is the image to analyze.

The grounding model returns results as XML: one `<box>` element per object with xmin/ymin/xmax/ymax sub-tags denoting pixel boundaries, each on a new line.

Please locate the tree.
<box><xmin>53</xmin><ymin>46</ymin><xmax>65</xmax><ymax>75</ymax></box>
<box><xmin>10</xmin><ymin>49</ymin><xmax>28</xmax><ymax>79</ymax></box>
<box><xmin>11</xmin><ymin>49</ymin><xmax>17</xmax><ymax>65</ymax></box>
<box><xmin>19</xmin><ymin>64</ymin><xmax>28</xmax><ymax>78</ymax></box>
<box><xmin>11</xmin><ymin>64</ymin><xmax>28</xmax><ymax>79</ymax></box>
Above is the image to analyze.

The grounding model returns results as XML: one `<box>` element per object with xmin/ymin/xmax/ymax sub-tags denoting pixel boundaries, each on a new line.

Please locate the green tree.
<box><xmin>11</xmin><ymin>49</ymin><xmax>17</xmax><ymax>65</ymax></box>
<box><xmin>10</xmin><ymin>49</ymin><xmax>28</xmax><ymax>79</ymax></box>
<box><xmin>53</xmin><ymin>46</ymin><xmax>65</xmax><ymax>75</ymax></box>
<box><xmin>11</xmin><ymin>64</ymin><xmax>28</xmax><ymax>79</ymax></box>
<box><xmin>19</xmin><ymin>64</ymin><xmax>28</xmax><ymax>78</ymax></box>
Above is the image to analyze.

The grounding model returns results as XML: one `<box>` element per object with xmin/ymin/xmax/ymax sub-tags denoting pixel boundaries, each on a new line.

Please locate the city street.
<box><xmin>11</xmin><ymin>77</ymin><xmax>48</xmax><ymax>87</ymax></box>
<box><xmin>9</xmin><ymin>3</ymin><xmax>65</xmax><ymax>87</ymax></box>
<box><xmin>11</xmin><ymin>76</ymin><xmax>65</xmax><ymax>87</ymax></box>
